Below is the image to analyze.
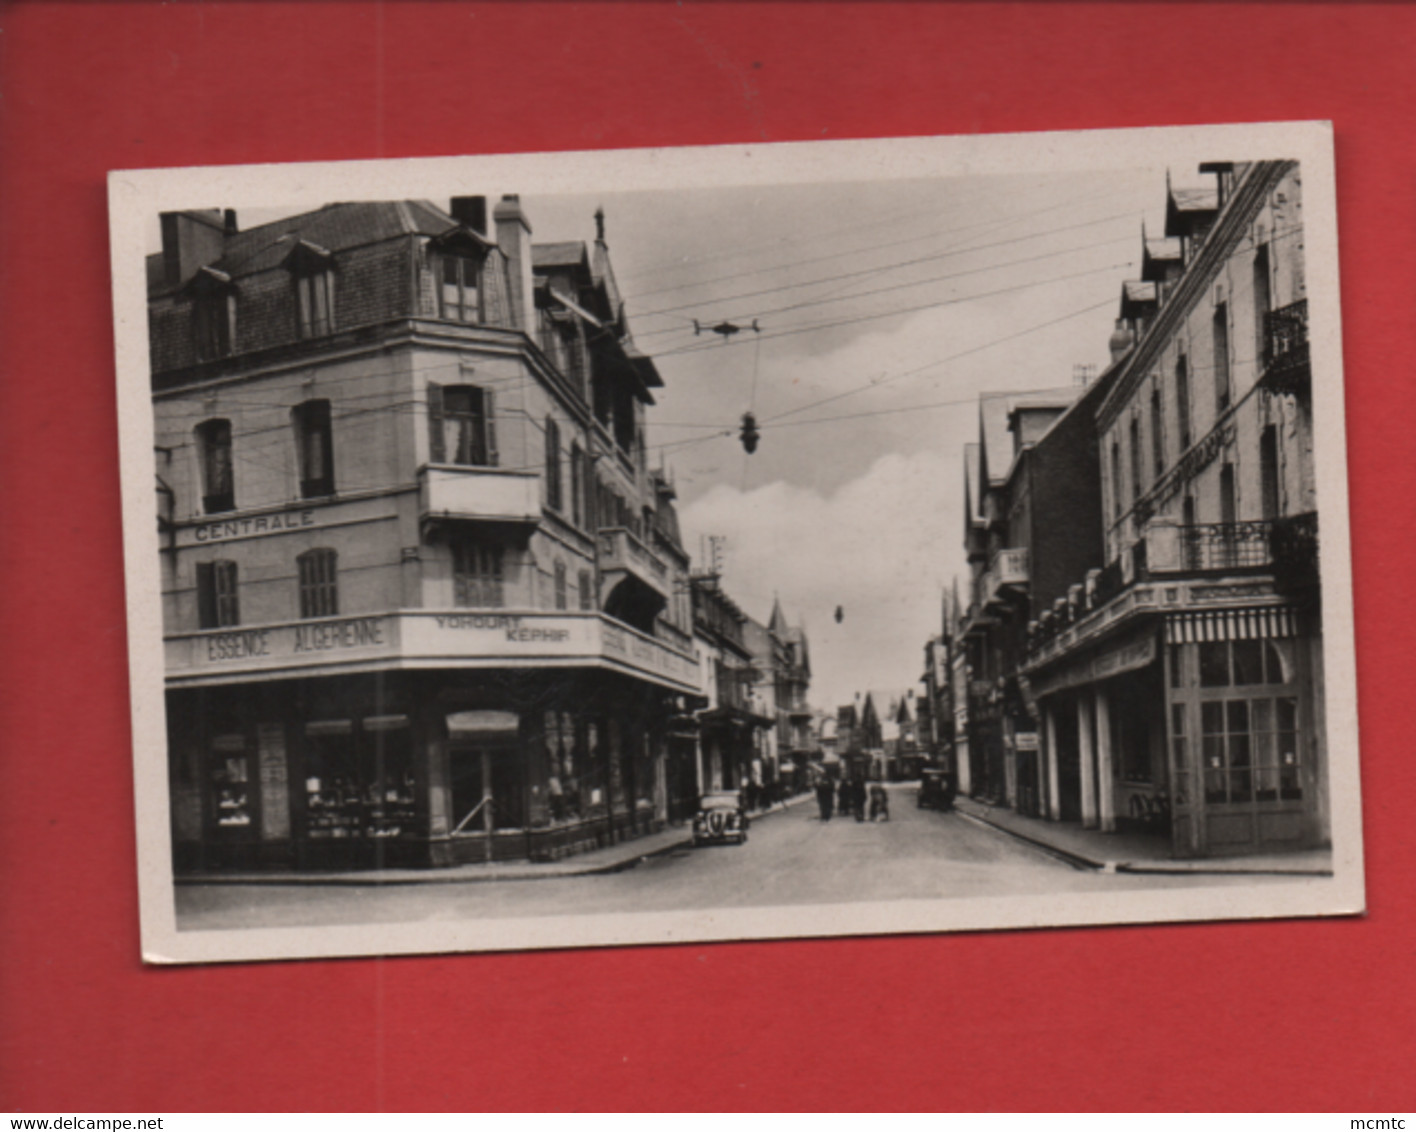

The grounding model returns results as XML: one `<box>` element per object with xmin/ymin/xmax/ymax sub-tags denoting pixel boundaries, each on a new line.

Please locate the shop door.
<box><xmin>449</xmin><ymin>744</ymin><xmax>524</xmax><ymax>833</ymax></box>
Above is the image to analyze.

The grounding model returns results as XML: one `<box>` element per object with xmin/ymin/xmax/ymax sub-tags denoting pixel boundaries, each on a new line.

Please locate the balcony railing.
<box><xmin>1178</xmin><ymin>521</ymin><xmax>1274</xmax><ymax>572</ymax></box>
<box><xmin>419</xmin><ymin>464</ymin><xmax>541</xmax><ymax>526</ymax></box>
<box><xmin>1261</xmin><ymin>299</ymin><xmax>1310</xmax><ymax>398</ymax></box>
<box><xmin>597</xmin><ymin>526</ymin><xmax>672</xmax><ymax>601</ymax></box>
<box><xmin>980</xmin><ymin>547</ymin><xmax>1030</xmax><ymax>609</ymax></box>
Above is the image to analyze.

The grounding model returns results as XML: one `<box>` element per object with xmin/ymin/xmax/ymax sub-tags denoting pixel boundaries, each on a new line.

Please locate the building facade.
<box><xmin>1021</xmin><ymin>160</ymin><xmax>1324</xmax><ymax>857</ymax></box>
<box><xmin>151</xmin><ymin>196</ymin><xmax>703</xmax><ymax>871</ymax></box>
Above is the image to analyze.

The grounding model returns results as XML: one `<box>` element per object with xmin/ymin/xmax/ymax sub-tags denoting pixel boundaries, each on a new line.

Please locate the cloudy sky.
<box><xmin>522</xmin><ymin>165</ymin><xmax>1185</xmax><ymax>710</ymax></box>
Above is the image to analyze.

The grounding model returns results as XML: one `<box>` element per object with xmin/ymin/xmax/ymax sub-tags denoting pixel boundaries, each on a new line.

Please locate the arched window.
<box><xmin>195</xmin><ymin>418</ymin><xmax>235</xmax><ymax>514</ymax></box>
<box><xmin>545</xmin><ymin>417</ymin><xmax>563</xmax><ymax>511</ymax></box>
<box><xmin>297</xmin><ymin>548</ymin><xmax>339</xmax><ymax>619</ymax></box>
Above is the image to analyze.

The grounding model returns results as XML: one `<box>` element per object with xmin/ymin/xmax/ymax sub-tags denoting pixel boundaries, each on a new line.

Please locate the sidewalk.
<box><xmin>176</xmin><ymin>791</ymin><xmax>815</xmax><ymax>887</ymax></box>
<box><xmin>953</xmin><ymin>795</ymin><xmax>1333</xmax><ymax>876</ymax></box>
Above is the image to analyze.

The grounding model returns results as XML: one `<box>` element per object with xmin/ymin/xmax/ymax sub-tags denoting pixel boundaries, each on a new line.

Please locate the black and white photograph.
<box><xmin>109</xmin><ymin>122</ymin><xmax>1363</xmax><ymax>965</ymax></box>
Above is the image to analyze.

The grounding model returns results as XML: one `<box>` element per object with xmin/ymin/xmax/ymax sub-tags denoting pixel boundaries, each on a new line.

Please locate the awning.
<box><xmin>1165</xmin><ymin>607</ymin><xmax>1299</xmax><ymax>644</ymax></box>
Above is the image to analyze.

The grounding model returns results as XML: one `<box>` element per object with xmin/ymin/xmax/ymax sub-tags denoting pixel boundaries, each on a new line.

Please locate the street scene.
<box><xmin>175</xmin><ymin>783</ymin><xmax>1308</xmax><ymax>932</ymax></box>
<box><xmin>119</xmin><ymin>129</ymin><xmax>1352</xmax><ymax>956</ymax></box>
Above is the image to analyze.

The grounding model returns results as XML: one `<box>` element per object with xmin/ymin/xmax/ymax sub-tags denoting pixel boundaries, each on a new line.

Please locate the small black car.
<box><xmin>917</xmin><ymin>769</ymin><xmax>956</xmax><ymax>811</ymax></box>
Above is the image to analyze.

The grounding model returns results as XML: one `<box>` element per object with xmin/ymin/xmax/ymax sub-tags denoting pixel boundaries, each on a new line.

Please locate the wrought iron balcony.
<box><xmin>1261</xmin><ymin>299</ymin><xmax>1310</xmax><ymax>398</ymax></box>
<box><xmin>1179</xmin><ymin>521</ymin><xmax>1275</xmax><ymax>572</ymax></box>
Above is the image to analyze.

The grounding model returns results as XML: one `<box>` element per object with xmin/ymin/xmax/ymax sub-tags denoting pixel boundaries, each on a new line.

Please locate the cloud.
<box><xmin>682</xmin><ymin>447</ymin><xmax>964</xmax><ymax>712</ymax></box>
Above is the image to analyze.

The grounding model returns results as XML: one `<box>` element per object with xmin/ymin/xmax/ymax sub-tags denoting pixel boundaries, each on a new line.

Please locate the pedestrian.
<box><xmin>813</xmin><ymin>764</ymin><xmax>834</xmax><ymax>821</ymax></box>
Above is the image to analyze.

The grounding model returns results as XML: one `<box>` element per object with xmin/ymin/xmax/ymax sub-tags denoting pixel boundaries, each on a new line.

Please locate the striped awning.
<box><xmin>1165</xmin><ymin>608</ymin><xmax>1299</xmax><ymax>644</ymax></box>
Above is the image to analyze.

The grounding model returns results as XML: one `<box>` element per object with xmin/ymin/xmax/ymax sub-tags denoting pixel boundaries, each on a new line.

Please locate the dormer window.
<box><xmin>286</xmin><ymin>240</ymin><xmax>336</xmax><ymax>339</ymax></box>
<box><xmin>297</xmin><ymin>270</ymin><xmax>335</xmax><ymax>337</ymax></box>
<box><xmin>439</xmin><ymin>255</ymin><xmax>481</xmax><ymax>322</ymax></box>
<box><xmin>188</xmin><ymin>267</ymin><xmax>237</xmax><ymax>362</ymax></box>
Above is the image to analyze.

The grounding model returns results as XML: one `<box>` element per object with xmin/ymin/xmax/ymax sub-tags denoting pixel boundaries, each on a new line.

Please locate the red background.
<box><xmin>1</xmin><ymin>1</ymin><xmax>1412</xmax><ymax>1113</ymax></box>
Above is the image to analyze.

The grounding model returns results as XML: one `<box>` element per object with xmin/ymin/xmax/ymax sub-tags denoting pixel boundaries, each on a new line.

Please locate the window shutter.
<box><xmin>196</xmin><ymin>562</ymin><xmax>217</xmax><ymax>629</ymax></box>
<box><xmin>427</xmin><ymin>382</ymin><xmax>445</xmax><ymax>464</ymax></box>
<box><xmin>485</xmin><ymin>388</ymin><xmax>498</xmax><ymax>467</ymax></box>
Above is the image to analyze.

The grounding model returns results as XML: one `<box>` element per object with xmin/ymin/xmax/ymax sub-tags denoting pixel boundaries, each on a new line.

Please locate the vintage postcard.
<box><xmin>109</xmin><ymin>122</ymin><xmax>1363</xmax><ymax>964</ymax></box>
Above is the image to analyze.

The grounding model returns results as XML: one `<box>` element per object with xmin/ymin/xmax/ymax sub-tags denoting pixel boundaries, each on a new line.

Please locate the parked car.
<box><xmin>692</xmin><ymin>791</ymin><xmax>750</xmax><ymax>846</ymax></box>
<box><xmin>917</xmin><ymin>768</ymin><xmax>956</xmax><ymax>811</ymax></box>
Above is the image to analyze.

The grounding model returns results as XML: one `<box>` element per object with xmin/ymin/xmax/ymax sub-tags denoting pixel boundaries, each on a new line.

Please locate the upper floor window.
<box><xmin>1129</xmin><ymin>416</ymin><xmax>1143</xmax><ymax>503</ymax></box>
<box><xmin>452</xmin><ymin>540</ymin><xmax>503</xmax><ymax>608</ymax></box>
<box><xmin>196</xmin><ymin>560</ymin><xmax>240</xmax><ymax>628</ymax></box>
<box><xmin>428</xmin><ymin>383</ymin><xmax>496</xmax><ymax>467</ymax></box>
<box><xmin>1110</xmin><ymin>440</ymin><xmax>1123</xmax><ymax>523</ymax></box>
<box><xmin>578</xmin><ymin>569</ymin><xmax>594</xmax><ymax>612</ymax></box>
<box><xmin>1213</xmin><ymin>302</ymin><xmax>1231</xmax><ymax>413</ymax></box>
<box><xmin>1252</xmin><ymin>243</ymin><xmax>1271</xmax><ymax>363</ymax></box>
<box><xmin>1150</xmin><ymin>388</ymin><xmax>1165</xmax><ymax>481</ymax></box>
<box><xmin>292</xmin><ymin>400</ymin><xmax>335</xmax><ymax>498</ymax></box>
<box><xmin>194</xmin><ymin>291</ymin><xmax>237</xmax><ymax>361</ymax></box>
<box><xmin>545</xmin><ymin>418</ymin><xmax>563</xmax><ymax>512</ymax></box>
<box><xmin>553</xmin><ymin>560</ymin><xmax>568</xmax><ymax>610</ymax></box>
<box><xmin>296</xmin><ymin>269</ymin><xmax>336</xmax><ymax>338</ymax></box>
<box><xmin>569</xmin><ymin>443</ymin><xmax>584</xmax><ymax>529</ymax></box>
<box><xmin>297</xmin><ymin>548</ymin><xmax>339</xmax><ymax>619</ymax></box>
<box><xmin>439</xmin><ymin>255</ymin><xmax>481</xmax><ymax>323</ymax></box>
<box><xmin>1176</xmin><ymin>353</ymin><xmax>1192</xmax><ymax>451</ymax></box>
<box><xmin>195</xmin><ymin>418</ymin><xmax>235</xmax><ymax>514</ymax></box>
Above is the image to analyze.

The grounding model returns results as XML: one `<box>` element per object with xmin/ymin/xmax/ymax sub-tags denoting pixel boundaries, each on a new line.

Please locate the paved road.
<box><xmin>175</xmin><ymin>783</ymin><xmax>1280</xmax><ymax>931</ymax></box>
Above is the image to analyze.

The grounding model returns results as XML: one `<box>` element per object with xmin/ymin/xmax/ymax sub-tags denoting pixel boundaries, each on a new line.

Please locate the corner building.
<box><xmin>150</xmin><ymin>197</ymin><xmax>701</xmax><ymax>871</ymax></box>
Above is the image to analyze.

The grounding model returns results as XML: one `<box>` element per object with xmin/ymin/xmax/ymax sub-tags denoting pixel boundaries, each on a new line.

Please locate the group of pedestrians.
<box><xmin>810</xmin><ymin>766</ymin><xmax>889</xmax><ymax>823</ymax></box>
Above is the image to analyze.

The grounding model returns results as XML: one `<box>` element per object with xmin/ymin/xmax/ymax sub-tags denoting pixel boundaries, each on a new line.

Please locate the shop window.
<box><xmin>292</xmin><ymin>399</ymin><xmax>335</xmax><ymax>497</ymax></box>
<box><xmin>453</xmin><ymin>540</ymin><xmax>504</xmax><ymax>608</ymax></box>
<box><xmin>578</xmin><ymin>569</ymin><xmax>594</xmax><ymax>612</ymax></box>
<box><xmin>196</xmin><ymin>560</ymin><xmax>240</xmax><ymax>629</ymax></box>
<box><xmin>428</xmin><ymin>383</ymin><xmax>496</xmax><ymax>467</ymax></box>
<box><xmin>553</xmin><ymin>560</ymin><xmax>567</xmax><ymax>610</ymax></box>
<box><xmin>545</xmin><ymin>417</ymin><xmax>563</xmax><ymax>512</ymax></box>
<box><xmin>296</xmin><ymin>268</ymin><xmax>336</xmax><ymax>338</ymax></box>
<box><xmin>1202</xmin><ymin>696</ymin><xmax>1301</xmax><ymax>805</ymax></box>
<box><xmin>1199</xmin><ymin>639</ymin><xmax>1290</xmax><ymax>688</ymax></box>
<box><xmin>297</xmin><ymin>548</ymin><xmax>339</xmax><ymax>619</ymax></box>
<box><xmin>303</xmin><ymin>717</ymin><xmax>415</xmax><ymax>840</ymax></box>
<box><xmin>210</xmin><ymin>733</ymin><xmax>252</xmax><ymax>830</ymax></box>
<box><xmin>195</xmin><ymin>418</ymin><xmax>235</xmax><ymax>513</ymax></box>
<box><xmin>439</xmin><ymin>254</ymin><xmax>481</xmax><ymax>323</ymax></box>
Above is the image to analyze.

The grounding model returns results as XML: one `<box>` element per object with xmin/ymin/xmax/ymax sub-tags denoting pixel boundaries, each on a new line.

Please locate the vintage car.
<box><xmin>692</xmin><ymin>791</ymin><xmax>750</xmax><ymax>846</ymax></box>
<box><xmin>917</xmin><ymin>768</ymin><xmax>956</xmax><ymax>811</ymax></box>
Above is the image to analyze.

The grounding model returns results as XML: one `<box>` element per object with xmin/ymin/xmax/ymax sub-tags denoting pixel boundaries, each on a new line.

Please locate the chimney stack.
<box><xmin>493</xmin><ymin>194</ymin><xmax>535</xmax><ymax>333</ymax></box>
<box><xmin>158</xmin><ymin>209</ymin><xmax>228</xmax><ymax>289</ymax></box>
<box><xmin>450</xmin><ymin>196</ymin><xmax>488</xmax><ymax>236</ymax></box>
